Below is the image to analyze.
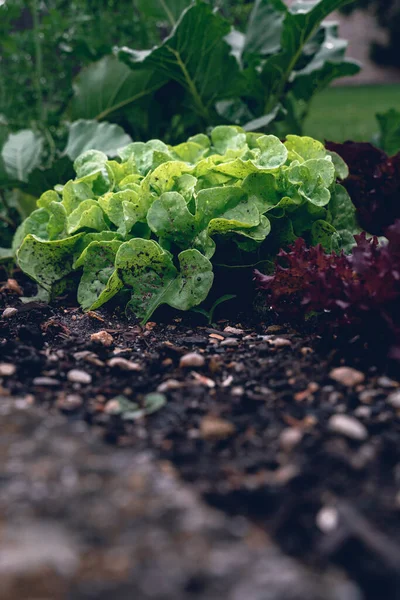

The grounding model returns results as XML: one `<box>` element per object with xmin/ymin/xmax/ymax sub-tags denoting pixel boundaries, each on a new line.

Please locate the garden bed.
<box><xmin>1</xmin><ymin>274</ymin><xmax>400</xmax><ymax>599</ymax></box>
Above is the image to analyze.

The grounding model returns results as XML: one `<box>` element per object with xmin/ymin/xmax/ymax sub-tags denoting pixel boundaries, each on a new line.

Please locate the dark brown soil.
<box><xmin>1</xmin><ymin>272</ymin><xmax>400</xmax><ymax>599</ymax></box>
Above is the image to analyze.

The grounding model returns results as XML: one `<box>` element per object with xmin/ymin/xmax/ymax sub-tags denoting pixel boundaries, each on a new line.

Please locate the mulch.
<box><xmin>1</xmin><ymin>271</ymin><xmax>400</xmax><ymax>600</ymax></box>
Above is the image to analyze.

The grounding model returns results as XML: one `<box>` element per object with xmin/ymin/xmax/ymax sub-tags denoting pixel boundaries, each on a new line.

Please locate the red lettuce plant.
<box><xmin>326</xmin><ymin>141</ymin><xmax>400</xmax><ymax>236</ymax></box>
<box><xmin>254</xmin><ymin>221</ymin><xmax>400</xmax><ymax>359</ymax></box>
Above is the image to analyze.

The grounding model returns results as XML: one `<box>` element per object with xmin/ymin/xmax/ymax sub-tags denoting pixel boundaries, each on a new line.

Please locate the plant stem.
<box><xmin>31</xmin><ymin>0</ymin><xmax>46</xmax><ymax>125</ymax></box>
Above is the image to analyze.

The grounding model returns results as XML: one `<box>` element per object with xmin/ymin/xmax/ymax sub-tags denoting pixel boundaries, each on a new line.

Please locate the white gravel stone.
<box><xmin>67</xmin><ymin>369</ymin><xmax>92</xmax><ymax>384</ymax></box>
<box><xmin>329</xmin><ymin>367</ymin><xmax>365</xmax><ymax>387</ymax></box>
<box><xmin>328</xmin><ymin>414</ymin><xmax>368</xmax><ymax>440</ymax></box>
<box><xmin>180</xmin><ymin>352</ymin><xmax>205</xmax><ymax>368</ymax></box>
<box><xmin>387</xmin><ymin>390</ymin><xmax>400</xmax><ymax>409</ymax></box>
<box><xmin>279</xmin><ymin>428</ymin><xmax>303</xmax><ymax>453</ymax></box>
<box><xmin>0</xmin><ymin>363</ymin><xmax>16</xmax><ymax>377</ymax></box>
<box><xmin>2</xmin><ymin>307</ymin><xmax>18</xmax><ymax>319</ymax></box>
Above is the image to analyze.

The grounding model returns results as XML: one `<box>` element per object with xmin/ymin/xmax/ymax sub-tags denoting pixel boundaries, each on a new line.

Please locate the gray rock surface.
<box><xmin>0</xmin><ymin>397</ymin><xmax>361</xmax><ymax>600</ymax></box>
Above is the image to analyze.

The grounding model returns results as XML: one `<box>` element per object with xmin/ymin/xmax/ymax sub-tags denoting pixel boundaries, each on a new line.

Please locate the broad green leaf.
<box><xmin>64</xmin><ymin>120</ymin><xmax>132</xmax><ymax>160</ymax></box>
<box><xmin>118</xmin><ymin>3</ymin><xmax>244</xmax><ymax>121</ymax></box>
<box><xmin>244</xmin><ymin>0</ymin><xmax>287</xmax><ymax>59</ymax></box>
<box><xmin>171</xmin><ymin>141</ymin><xmax>206</xmax><ymax>163</ymax></box>
<box><xmin>75</xmin><ymin>240</ymin><xmax>123</xmax><ymax>310</ymax></box>
<box><xmin>376</xmin><ymin>109</ymin><xmax>400</xmax><ymax>156</ymax></box>
<box><xmin>211</xmin><ymin>126</ymin><xmax>247</xmax><ymax>155</ymax></box>
<box><xmin>116</xmin><ymin>239</ymin><xmax>213</xmax><ymax>323</ymax></box>
<box><xmin>142</xmin><ymin>160</ymin><xmax>194</xmax><ymax>201</ymax></box>
<box><xmin>62</xmin><ymin>180</ymin><xmax>93</xmax><ymax>214</ymax></box>
<box><xmin>328</xmin><ymin>183</ymin><xmax>360</xmax><ymax>252</ymax></box>
<box><xmin>195</xmin><ymin>186</ymin><xmax>245</xmax><ymax>230</ymax></box>
<box><xmin>118</xmin><ymin>140</ymin><xmax>173</xmax><ymax>175</ymax></box>
<box><xmin>213</xmin><ymin>134</ymin><xmax>288</xmax><ymax>177</ymax></box>
<box><xmin>98</xmin><ymin>190</ymin><xmax>146</xmax><ymax>236</ymax></box>
<box><xmin>69</xmin><ymin>56</ymin><xmax>167</xmax><ymax>121</ymax></box>
<box><xmin>287</xmin><ymin>157</ymin><xmax>335</xmax><ymax>206</ymax></box>
<box><xmin>1</xmin><ymin>130</ymin><xmax>43</xmax><ymax>183</ymax></box>
<box><xmin>326</xmin><ymin>150</ymin><xmax>349</xmax><ymax>180</ymax></box>
<box><xmin>147</xmin><ymin>191</ymin><xmax>196</xmax><ymax>248</ymax></box>
<box><xmin>310</xmin><ymin>219</ymin><xmax>337</xmax><ymax>251</ymax></box>
<box><xmin>12</xmin><ymin>203</ymin><xmax>66</xmax><ymax>251</ymax></box>
<box><xmin>241</xmin><ymin>172</ymin><xmax>280</xmax><ymax>213</ymax></box>
<box><xmin>67</xmin><ymin>199</ymin><xmax>107</xmax><ymax>234</ymax></box>
<box><xmin>74</xmin><ymin>150</ymin><xmax>114</xmax><ymax>195</ymax></box>
<box><xmin>285</xmin><ymin>135</ymin><xmax>326</xmax><ymax>162</ymax></box>
<box><xmin>17</xmin><ymin>233</ymin><xmax>84</xmax><ymax>291</ymax></box>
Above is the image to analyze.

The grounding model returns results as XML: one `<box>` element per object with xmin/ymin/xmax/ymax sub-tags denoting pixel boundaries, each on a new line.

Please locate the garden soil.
<box><xmin>1</xmin><ymin>272</ymin><xmax>400</xmax><ymax>600</ymax></box>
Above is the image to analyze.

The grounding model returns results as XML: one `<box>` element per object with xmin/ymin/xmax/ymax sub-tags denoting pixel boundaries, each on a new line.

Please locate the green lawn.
<box><xmin>304</xmin><ymin>84</ymin><xmax>400</xmax><ymax>143</ymax></box>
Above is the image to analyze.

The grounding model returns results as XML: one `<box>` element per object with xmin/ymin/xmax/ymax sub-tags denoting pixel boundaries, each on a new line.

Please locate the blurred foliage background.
<box><xmin>0</xmin><ymin>0</ymin><xmax>252</xmax><ymax>131</ymax></box>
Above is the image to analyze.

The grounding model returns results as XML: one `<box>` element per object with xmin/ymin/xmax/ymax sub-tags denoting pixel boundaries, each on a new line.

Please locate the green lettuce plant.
<box><xmin>14</xmin><ymin>126</ymin><xmax>358</xmax><ymax>323</ymax></box>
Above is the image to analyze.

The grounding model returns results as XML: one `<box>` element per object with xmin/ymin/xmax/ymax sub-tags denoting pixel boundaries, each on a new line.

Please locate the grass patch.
<box><xmin>304</xmin><ymin>84</ymin><xmax>400</xmax><ymax>143</ymax></box>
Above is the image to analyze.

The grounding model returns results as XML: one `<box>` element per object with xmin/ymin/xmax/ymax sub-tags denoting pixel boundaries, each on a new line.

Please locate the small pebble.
<box><xmin>223</xmin><ymin>326</ymin><xmax>244</xmax><ymax>336</ymax></box>
<box><xmin>200</xmin><ymin>415</ymin><xmax>236</xmax><ymax>440</ymax></box>
<box><xmin>328</xmin><ymin>414</ymin><xmax>368</xmax><ymax>440</ymax></box>
<box><xmin>90</xmin><ymin>330</ymin><xmax>114</xmax><ymax>347</ymax></box>
<box><xmin>279</xmin><ymin>428</ymin><xmax>303</xmax><ymax>453</ymax></box>
<box><xmin>220</xmin><ymin>337</ymin><xmax>239</xmax><ymax>347</ymax></box>
<box><xmin>56</xmin><ymin>393</ymin><xmax>83</xmax><ymax>412</ymax></box>
<box><xmin>377</xmin><ymin>376</ymin><xmax>399</xmax><ymax>389</ymax></box>
<box><xmin>157</xmin><ymin>379</ymin><xmax>183</xmax><ymax>392</ymax></box>
<box><xmin>359</xmin><ymin>389</ymin><xmax>380</xmax><ymax>404</ymax></box>
<box><xmin>2</xmin><ymin>307</ymin><xmax>18</xmax><ymax>319</ymax></box>
<box><xmin>33</xmin><ymin>376</ymin><xmax>60</xmax><ymax>387</ymax></box>
<box><xmin>387</xmin><ymin>390</ymin><xmax>400</xmax><ymax>409</ymax></box>
<box><xmin>67</xmin><ymin>369</ymin><xmax>92</xmax><ymax>384</ymax></box>
<box><xmin>107</xmin><ymin>357</ymin><xmax>142</xmax><ymax>371</ymax></box>
<box><xmin>316</xmin><ymin>507</ymin><xmax>338</xmax><ymax>533</ymax></box>
<box><xmin>267</xmin><ymin>337</ymin><xmax>292</xmax><ymax>348</ymax></box>
<box><xmin>353</xmin><ymin>406</ymin><xmax>371</xmax><ymax>419</ymax></box>
<box><xmin>0</xmin><ymin>363</ymin><xmax>16</xmax><ymax>377</ymax></box>
<box><xmin>180</xmin><ymin>352</ymin><xmax>205</xmax><ymax>368</ymax></box>
<box><xmin>329</xmin><ymin>366</ymin><xmax>365</xmax><ymax>387</ymax></box>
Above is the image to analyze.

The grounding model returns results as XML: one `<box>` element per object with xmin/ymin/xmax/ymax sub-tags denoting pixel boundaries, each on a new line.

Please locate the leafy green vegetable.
<box><xmin>15</xmin><ymin>126</ymin><xmax>355</xmax><ymax>322</ymax></box>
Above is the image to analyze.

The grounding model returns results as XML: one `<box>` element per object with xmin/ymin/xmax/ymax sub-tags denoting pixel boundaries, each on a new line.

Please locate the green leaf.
<box><xmin>67</xmin><ymin>199</ymin><xmax>107</xmax><ymax>234</ymax></box>
<box><xmin>310</xmin><ymin>219</ymin><xmax>337</xmax><ymax>251</ymax></box>
<box><xmin>1</xmin><ymin>130</ymin><xmax>44</xmax><ymax>183</ymax></box>
<box><xmin>75</xmin><ymin>240</ymin><xmax>123</xmax><ymax>310</ymax></box>
<box><xmin>69</xmin><ymin>56</ymin><xmax>167</xmax><ymax>121</ymax></box>
<box><xmin>191</xmin><ymin>293</ymin><xmax>237</xmax><ymax>324</ymax></box>
<box><xmin>62</xmin><ymin>180</ymin><xmax>93</xmax><ymax>214</ymax></box>
<box><xmin>118</xmin><ymin>3</ymin><xmax>244</xmax><ymax>121</ymax></box>
<box><xmin>17</xmin><ymin>233</ymin><xmax>84</xmax><ymax>291</ymax></box>
<box><xmin>98</xmin><ymin>190</ymin><xmax>147</xmax><ymax>237</ymax></box>
<box><xmin>64</xmin><ymin>120</ymin><xmax>132</xmax><ymax>160</ymax></box>
<box><xmin>259</xmin><ymin>0</ymin><xmax>358</xmax><ymax>127</ymax></box>
<box><xmin>0</xmin><ymin>247</ymin><xmax>14</xmax><ymax>263</ymax></box>
<box><xmin>26</xmin><ymin>156</ymin><xmax>75</xmax><ymax>198</ymax></box>
<box><xmin>147</xmin><ymin>191</ymin><xmax>196</xmax><ymax>248</ymax></box>
<box><xmin>376</xmin><ymin>109</ymin><xmax>400</xmax><ymax>156</ymax></box>
<box><xmin>244</xmin><ymin>0</ymin><xmax>287</xmax><ymax>58</ymax></box>
<box><xmin>286</xmin><ymin>157</ymin><xmax>335</xmax><ymax>206</ymax></box>
<box><xmin>118</xmin><ymin>140</ymin><xmax>173</xmax><ymax>175</ymax></box>
<box><xmin>74</xmin><ymin>150</ymin><xmax>114</xmax><ymax>195</ymax></box>
<box><xmin>328</xmin><ymin>183</ymin><xmax>360</xmax><ymax>252</ymax></box>
<box><xmin>136</xmin><ymin>0</ymin><xmax>192</xmax><ymax>26</ymax></box>
<box><xmin>115</xmin><ymin>239</ymin><xmax>213</xmax><ymax>323</ymax></box>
